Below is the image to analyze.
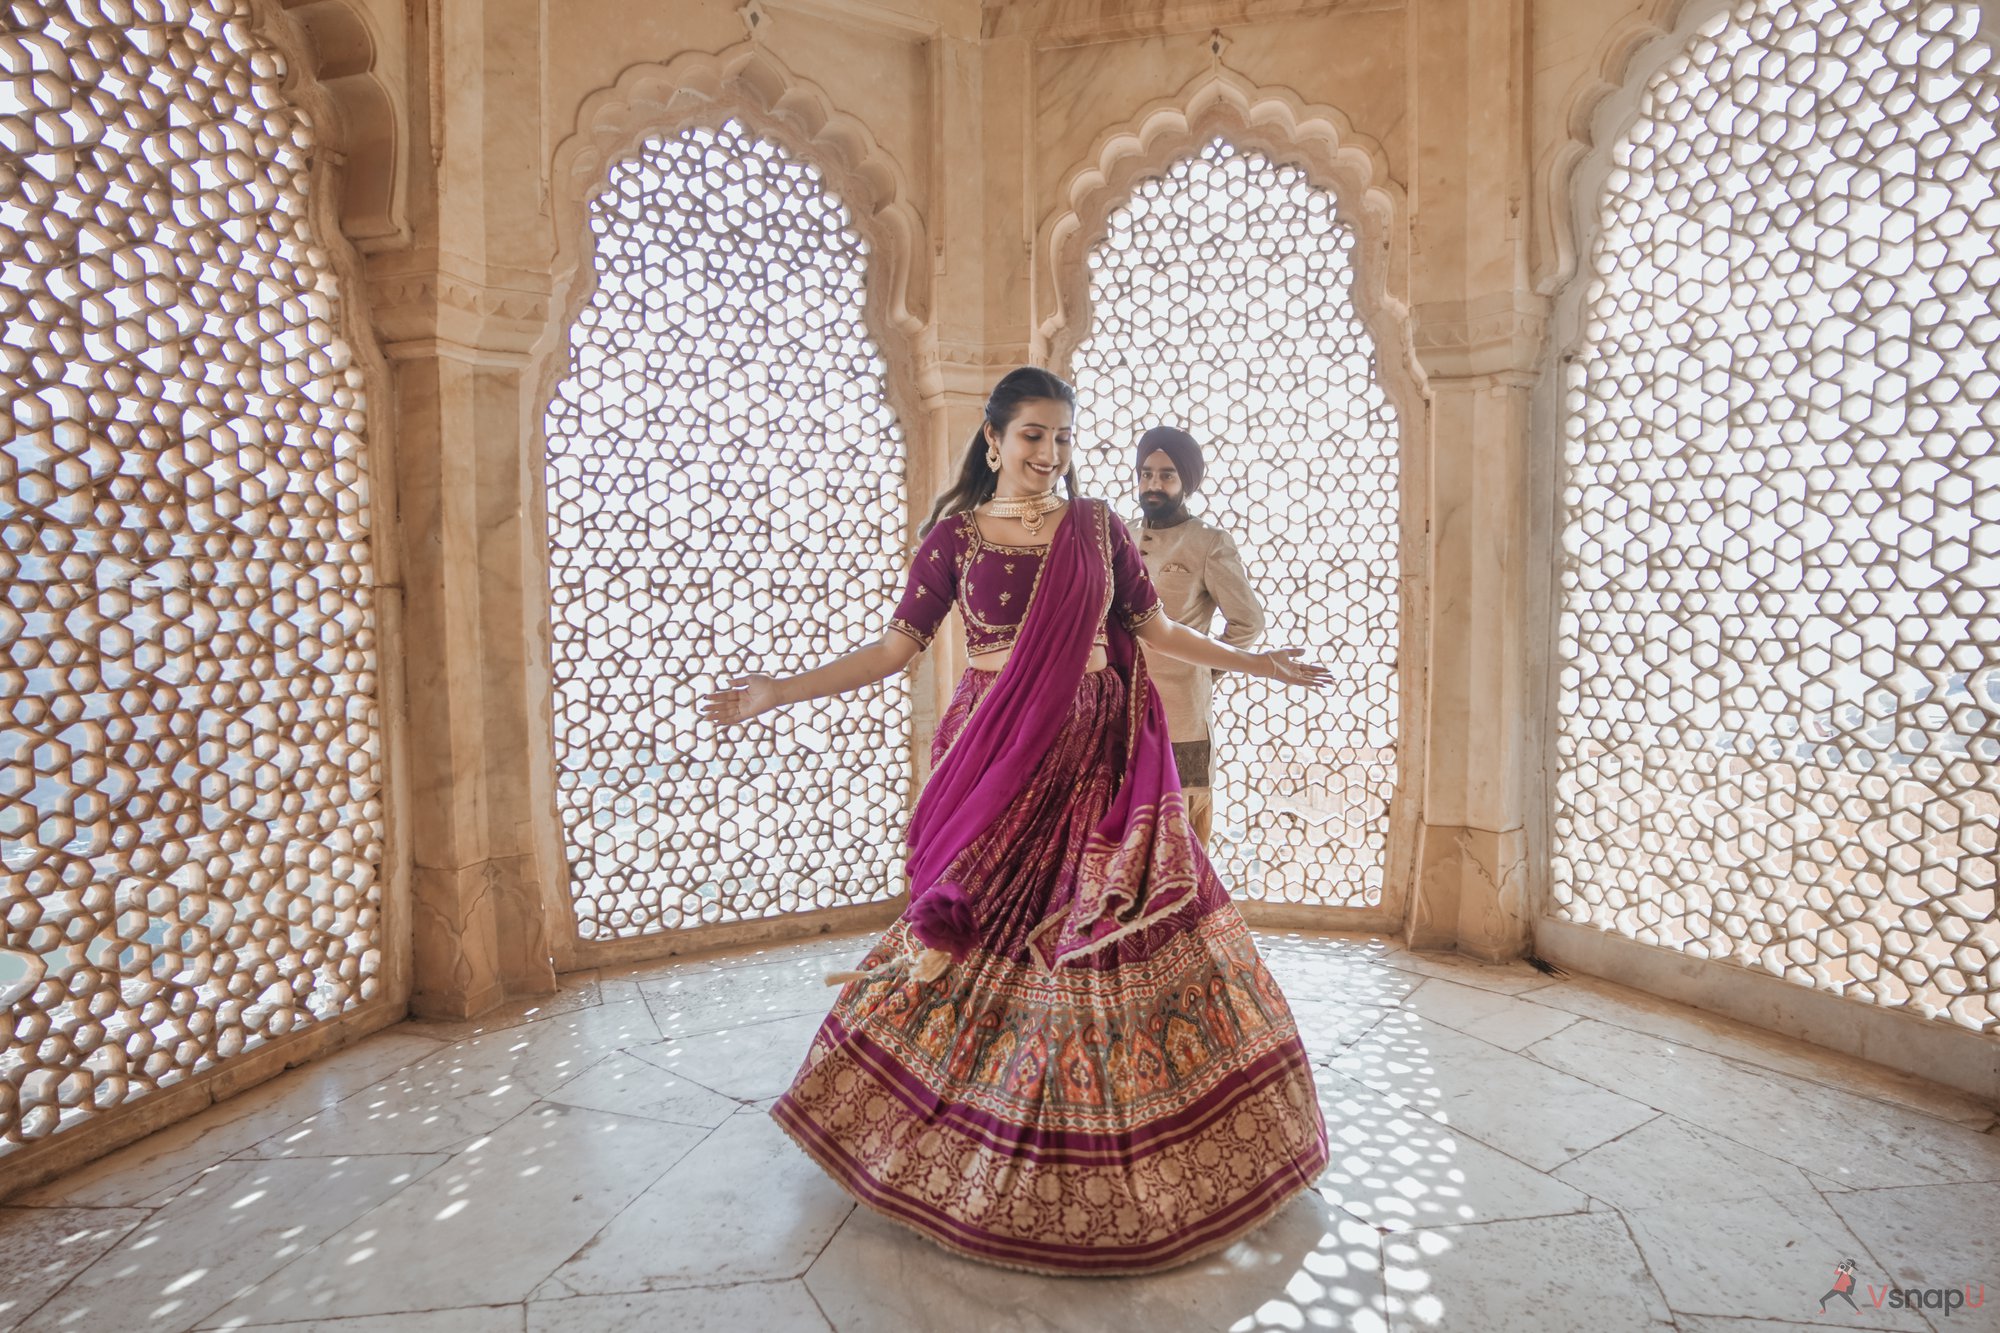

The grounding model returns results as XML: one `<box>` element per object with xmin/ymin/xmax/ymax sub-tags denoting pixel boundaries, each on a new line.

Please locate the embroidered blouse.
<box><xmin>889</xmin><ymin>506</ymin><xmax>1164</xmax><ymax>655</ymax></box>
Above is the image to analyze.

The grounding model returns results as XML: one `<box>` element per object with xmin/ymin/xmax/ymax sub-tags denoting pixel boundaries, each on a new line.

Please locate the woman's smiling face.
<box><xmin>987</xmin><ymin>398</ymin><xmax>1073</xmax><ymax>496</ymax></box>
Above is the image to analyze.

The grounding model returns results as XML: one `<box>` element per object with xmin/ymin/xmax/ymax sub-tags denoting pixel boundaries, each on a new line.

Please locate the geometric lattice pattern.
<box><xmin>1</xmin><ymin>2</ymin><xmax>384</xmax><ymax>1152</ymax></box>
<box><xmin>1072</xmin><ymin>138</ymin><xmax>1401</xmax><ymax>908</ymax></box>
<box><xmin>545</xmin><ymin>118</ymin><xmax>909</xmax><ymax>941</ymax></box>
<box><xmin>1554</xmin><ymin>0</ymin><xmax>1999</xmax><ymax>1030</ymax></box>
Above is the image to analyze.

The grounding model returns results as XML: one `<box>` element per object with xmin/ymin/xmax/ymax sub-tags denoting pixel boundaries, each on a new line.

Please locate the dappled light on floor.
<box><xmin>0</xmin><ymin>928</ymin><xmax>1992</xmax><ymax>1332</ymax></box>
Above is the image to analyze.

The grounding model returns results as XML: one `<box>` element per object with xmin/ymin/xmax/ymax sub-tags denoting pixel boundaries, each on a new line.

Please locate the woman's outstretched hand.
<box><xmin>701</xmin><ymin>673</ymin><xmax>782</xmax><ymax>726</ymax></box>
<box><xmin>1258</xmin><ymin>647</ymin><xmax>1333</xmax><ymax>689</ymax></box>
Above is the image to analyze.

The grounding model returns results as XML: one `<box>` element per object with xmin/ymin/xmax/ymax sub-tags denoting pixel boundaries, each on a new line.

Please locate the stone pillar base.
<box><xmin>410</xmin><ymin>856</ymin><xmax>556</xmax><ymax>1020</ymax></box>
<box><xmin>1409</xmin><ymin>822</ymin><xmax>1531</xmax><ymax>960</ymax></box>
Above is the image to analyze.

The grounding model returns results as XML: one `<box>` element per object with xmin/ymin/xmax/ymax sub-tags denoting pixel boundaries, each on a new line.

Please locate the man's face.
<box><xmin>1137</xmin><ymin>450</ymin><xmax>1185</xmax><ymax>522</ymax></box>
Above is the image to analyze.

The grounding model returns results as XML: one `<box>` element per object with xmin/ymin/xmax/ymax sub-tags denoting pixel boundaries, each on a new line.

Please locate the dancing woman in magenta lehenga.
<box><xmin>703</xmin><ymin>367</ymin><xmax>1329</xmax><ymax>1275</ymax></box>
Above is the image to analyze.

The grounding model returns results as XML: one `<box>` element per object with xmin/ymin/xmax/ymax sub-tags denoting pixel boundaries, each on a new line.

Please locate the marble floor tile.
<box><xmin>15</xmin><ymin>1031</ymin><xmax>444</xmax><ymax>1208</ymax></box>
<box><xmin>638</xmin><ymin>954</ymin><xmax>839</xmax><ymax>1040</ymax></box>
<box><xmin>247</xmin><ymin>1038</ymin><xmax>541</xmax><ymax>1160</ymax></box>
<box><xmin>1289</xmin><ymin>995</ymin><xmax>1396</xmax><ymax>1062</ymax></box>
<box><xmin>1619</xmin><ymin>1192</ymin><xmax>1929</xmax><ymax>1329</ymax></box>
<box><xmin>1254</xmin><ymin>930</ymin><xmax>1404</xmax><ymax>961</ymax></box>
<box><xmin>205</xmin><ymin>1103</ymin><xmax>706</xmax><ymax>1326</ymax></box>
<box><xmin>1825</xmin><ymin>1181</ymin><xmax>2000</xmax><ymax>1301</ymax></box>
<box><xmin>534</xmin><ymin>1110</ymin><xmax>853</xmax><ymax>1298</ymax></box>
<box><xmin>1381</xmin><ymin>1211</ymin><xmax>1674</xmax><ymax>1333</ymax></box>
<box><xmin>1521</xmin><ymin>979</ymin><xmax>1999</xmax><ymax>1130</ymax></box>
<box><xmin>532</xmin><ymin>1104</ymin><xmax>852</xmax><ymax>1288</ymax></box>
<box><xmin>1262</xmin><ymin>949</ymin><xmax>1420</xmax><ymax>1009</ymax></box>
<box><xmin>1673</xmin><ymin>1318</ymin><xmax>1907</xmax><ymax>1333</ymax></box>
<box><xmin>527</xmin><ymin>1281</ymin><xmax>831</xmax><ymax>1332</ymax></box>
<box><xmin>17</xmin><ymin>1154</ymin><xmax>443</xmax><ymax>1333</ymax></box>
<box><xmin>206</xmin><ymin>1308</ymin><xmax>524</xmax><ymax>1333</ymax></box>
<box><xmin>698</xmin><ymin>932</ymin><xmax>881</xmax><ymax>971</ymax></box>
<box><xmin>540</xmin><ymin>1050</ymin><xmax>739</xmax><ymax>1129</ymax></box>
<box><xmin>1376</xmin><ymin>951</ymin><xmax>1564</xmax><ymax>998</ymax></box>
<box><xmin>0</xmin><ymin>1206</ymin><xmax>150</xmax><ymax>1332</ymax></box>
<box><xmin>1313</xmin><ymin>1067</ymin><xmax>1593</xmax><ymax>1231</ymax></box>
<box><xmin>569</xmin><ymin>957</ymin><xmax>722</xmax><ymax>1005</ymax></box>
<box><xmin>583</xmin><ymin>976</ymin><xmax>647</xmax><ymax>1004</ymax></box>
<box><xmin>400</xmin><ymin>981</ymin><xmax>607</xmax><ymax>1046</ymax></box>
<box><xmin>608</xmin><ymin>932</ymin><xmax>874</xmax><ymax>988</ymax></box>
<box><xmin>630</xmin><ymin>1010</ymin><xmax>826</xmax><ymax>1103</ymax></box>
<box><xmin>485</xmin><ymin>999</ymin><xmax>665</xmax><ymax>1096</ymax></box>
<box><xmin>1331</xmin><ymin>1010</ymin><xmax>1658</xmax><ymax>1171</ymax></box>
<box><xmin>804</xmin><ymin>1190</ymin><xmax>1389</xmax><ymax>1333</ymax></box>
<box><xmin>256</xmin><ymin>1001</ymin><xmax>662</xmax><ymax>1159</ymax></box>
<box><xmin>1400</xmin><ymin>977</ymin><xmax>1582</xmax><ymax>1051</ymax></box>
<box><xmin>591</xmin><ymin>952</ymin><xmax>725</xmax><ymax>979</ymax></box>
<box><xmin>1528</xmin><ymin>1021</ymin><xmax>2000</xmax><ymax>1191</ymax></box>
<box><xmin>1550</xmin><ymin>1113</ymin><xmax>1818</xmax><ymax>1212</ymax></box>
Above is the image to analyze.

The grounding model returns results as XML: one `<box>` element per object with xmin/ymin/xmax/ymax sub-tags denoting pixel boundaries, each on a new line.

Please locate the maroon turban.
<box><xmin>1136</xmin><ymin>425</ymin><xmax>1204</xmax><ymax>494</ymax></box>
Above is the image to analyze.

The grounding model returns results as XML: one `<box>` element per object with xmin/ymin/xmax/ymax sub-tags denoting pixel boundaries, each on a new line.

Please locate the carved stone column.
<box><xmin>370</xmin><ymin>0</ymin><xmax>558</xmax><ymax>1018</ymax></box>
<box><xmin>1407</xmin><ymin>0</ymin><xmax>1544</xmax><ymax>960</ymax></box>
<box><xmin>369</xmin><ymin>252</ymin><xmax>560</xmax><ymax>1019</ymax></box>
<box><xmin>909</xmin><ymin>30</ymin><xmax>988</xmax><ymax>787</ymax></box>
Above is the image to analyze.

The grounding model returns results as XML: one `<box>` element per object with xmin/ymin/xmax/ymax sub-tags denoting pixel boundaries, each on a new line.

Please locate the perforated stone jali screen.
<box><xmin>1071</xmin><ymin>138</ymin><xmax>1402</xmax><ymax>908</ymax></box>
<box><xmin>1554</xmin><ymin>0</ymin><xmax>1999</xmax><ymax>1030</ymax></box>
<box><xmin>1</xmin><ymin>0</ymin><xmax>385</xmax><ymax>1153</ymax></box>
<box><xmin>546</xmin><ymin>118</ymin><xmax>910</xmax><ymax>941</ymax></box>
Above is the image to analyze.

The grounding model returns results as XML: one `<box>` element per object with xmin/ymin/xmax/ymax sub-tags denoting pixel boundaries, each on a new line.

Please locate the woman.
<box><xmin>702</xmin><ymin>367</ymin><xmax>1330</xmax><ymax>1275</ymax></box>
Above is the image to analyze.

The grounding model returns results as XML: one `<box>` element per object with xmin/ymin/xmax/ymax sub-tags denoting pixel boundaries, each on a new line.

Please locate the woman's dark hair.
<box><xmin>918</xmin><ymin>366</ymin><xmax>1079</xmax><ymax>536</ymax></box>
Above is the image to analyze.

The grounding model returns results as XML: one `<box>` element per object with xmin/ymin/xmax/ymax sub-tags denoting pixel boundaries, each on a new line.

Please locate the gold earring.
<box><xmin>985</xmin><ymin>445</ymin><xmax>1000</xmax><ymax>470</ymax></box>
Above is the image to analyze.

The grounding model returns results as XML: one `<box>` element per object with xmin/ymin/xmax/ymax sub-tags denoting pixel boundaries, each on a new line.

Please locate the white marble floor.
<box><xmin>3</xmin><ymin>930</ymin><xmax>1996</xmax><ymax>1333</ymax></box>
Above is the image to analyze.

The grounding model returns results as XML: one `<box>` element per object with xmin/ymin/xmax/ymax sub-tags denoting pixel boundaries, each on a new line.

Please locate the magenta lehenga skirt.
<box><xmin>770</xmin><ymin>667</ymin><xmax>1330</xmax><ymax>1275</ymax></box>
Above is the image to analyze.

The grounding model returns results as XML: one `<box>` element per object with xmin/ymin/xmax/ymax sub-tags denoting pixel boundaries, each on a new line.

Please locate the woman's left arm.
<box><xmin>1134</xmin><ymin>614</ymin><xmax>1332</xmax><ymax>688</ymax></box>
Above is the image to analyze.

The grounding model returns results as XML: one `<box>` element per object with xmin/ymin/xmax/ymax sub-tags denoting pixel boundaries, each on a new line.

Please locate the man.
<box><xmin>1132</xmin><ymin>425</ymin><xmax>1265</xmax><ymax>844</ymax></box>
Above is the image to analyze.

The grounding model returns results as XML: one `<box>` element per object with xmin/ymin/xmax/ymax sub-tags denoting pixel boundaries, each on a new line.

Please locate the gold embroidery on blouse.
<box><xmin>889</xmin><ymin>617</ymin><xmax>933</xmax><ymax>648</ymax></box>
<box><xmin>957</xmin><ymin>508</ymin><xmax>1062</xmax><ymax>654</ymax></box>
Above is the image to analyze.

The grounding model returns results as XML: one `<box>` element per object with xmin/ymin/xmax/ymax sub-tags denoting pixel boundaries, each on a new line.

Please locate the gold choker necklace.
<box><xmin>983</xmin><ymin>489</ymin><xmax>1064</xmax><ymax>535</ymax></box>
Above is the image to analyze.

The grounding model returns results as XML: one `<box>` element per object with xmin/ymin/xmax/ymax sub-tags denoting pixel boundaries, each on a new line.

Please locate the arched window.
<box><xmin>545</xmin><ymin>118</ymin><xmax>910</xmax><ymax>942</ymax></box>
<box><xmin>0</xmin><ymin>2</ymin><xmax>384</xmax><ymax>1153</ymax></box>
<box><xmin>1554</xmin><ymin>0</ymin><xmax>1998</xmax><ymax>1030</ymax></box>
<box><xmin>1071</xmin><ymin>138</ymin><xmax>1402</xmax><ymax>909</ymax></box>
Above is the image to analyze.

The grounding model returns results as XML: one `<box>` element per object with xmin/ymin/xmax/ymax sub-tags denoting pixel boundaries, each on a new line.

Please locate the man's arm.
<box><xmin>1205</xmin><ymin>529</ymin><xmax>1266</xmax><ymax>650</ymax></box>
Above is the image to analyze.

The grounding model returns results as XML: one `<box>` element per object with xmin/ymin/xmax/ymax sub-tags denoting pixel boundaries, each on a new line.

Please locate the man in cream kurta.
<box><xmin>1132</xmin><ymin>426</ymin><xmax>1265</xmax><ymax>844</ymax></box>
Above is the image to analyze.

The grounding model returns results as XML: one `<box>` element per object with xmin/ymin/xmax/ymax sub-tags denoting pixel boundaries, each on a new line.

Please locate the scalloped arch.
<box><xmin>536</xmin><ymin>41</ymin><xmax>929</xmax><ymax>425</ymax></box>
<box><xmin>242</xmin><ymin>0</ymin><xmax>400</xmax><ymax>335</ymax></box>
<box><xmin>1036</xmin><ymin>68</ymin><xmax>1428</xmax><ymax>932</ymax></box>
<box><xmin>1530</xmin><ymin>0</ymin><xmax>1703</xmax><ymax>296</ymax></box>
<box><xmin>1035</xmin><ymin>68</ymin><xmax>1410</xmax><ymax>383</ymax></box>
<box><xmin>243</xmin><ymin>0</ymin><xmax>399</xmax><ymax>571</ymax></box>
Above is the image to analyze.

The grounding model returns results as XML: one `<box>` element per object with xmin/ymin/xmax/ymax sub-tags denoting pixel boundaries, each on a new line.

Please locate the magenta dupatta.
<box><xmin>902</xmin><ymin>499</ymin><xmax>1200</xmax><ymax>968</ymax></box>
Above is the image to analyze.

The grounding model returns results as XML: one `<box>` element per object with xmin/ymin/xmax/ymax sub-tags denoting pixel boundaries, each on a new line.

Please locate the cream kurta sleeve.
<box><xmin>1203</xmin><ymin>530</ymin><xmax>1266</xmax><ymax>651</ymax></box>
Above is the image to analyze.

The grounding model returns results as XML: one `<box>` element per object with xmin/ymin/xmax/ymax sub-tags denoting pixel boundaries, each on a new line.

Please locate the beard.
<box><xmin>1139</xmin><ymin>491</ymin><xmax>1187</xmax><ymax>524</ymax></box>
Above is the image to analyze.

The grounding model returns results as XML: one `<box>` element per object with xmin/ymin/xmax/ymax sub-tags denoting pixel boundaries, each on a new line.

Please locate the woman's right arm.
<box><xmin>700</xmin><ymin>633</ymin><xmax>922</xmax><ymax>726</ymax></box>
